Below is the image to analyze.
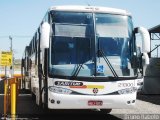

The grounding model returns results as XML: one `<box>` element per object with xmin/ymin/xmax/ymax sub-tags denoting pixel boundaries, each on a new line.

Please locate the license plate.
<box><xmin>88</xmin><ymin>100</ymin><xmax>103</xmax><ymax>106</ymax></box>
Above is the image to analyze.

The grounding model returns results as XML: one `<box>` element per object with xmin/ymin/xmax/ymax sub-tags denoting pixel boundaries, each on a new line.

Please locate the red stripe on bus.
<box><xmin>69</xmin><ymin>85</ymin><xmax>87</xmax><ymax>89</ymax></box>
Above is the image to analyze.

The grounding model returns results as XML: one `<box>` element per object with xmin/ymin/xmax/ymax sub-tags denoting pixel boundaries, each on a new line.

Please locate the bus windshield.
<box><xmin>49</xmin><ymin>11</ymin><xmax>137</xmax><ymax>79</ymax></box>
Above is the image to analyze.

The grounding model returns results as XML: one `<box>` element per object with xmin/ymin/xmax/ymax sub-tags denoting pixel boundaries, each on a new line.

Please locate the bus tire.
<box><xmin>31</xmin><ymin>92</ymin><xmax>36</xmax><ymax>100</ymax></box>
<box><xmin>100</xmin><ymin>109</ymin><xmax>112</xmax><ymax>114</ymax></box>
<box><xmin>41</xmin><ymin>103</ymin><xmax>49</xmax><ymax>113</ymax></box>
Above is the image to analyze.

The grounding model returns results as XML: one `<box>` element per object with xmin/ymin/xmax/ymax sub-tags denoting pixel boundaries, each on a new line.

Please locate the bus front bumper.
<box><xmin>48</xmin><ymin>92</ymin><xmax>137</xmax><ymax>109</ymax></box>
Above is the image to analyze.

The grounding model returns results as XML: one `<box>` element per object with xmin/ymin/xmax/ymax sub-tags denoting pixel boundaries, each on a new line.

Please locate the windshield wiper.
<box><xmin>98</xmin><ymin>49</ymin><xmax>119</xmax><ymax>78</ymax></box>
<box><xmin>70</xmin><ymin>64</ymin><xmax>84</xmax><ymax>79</ymax></box>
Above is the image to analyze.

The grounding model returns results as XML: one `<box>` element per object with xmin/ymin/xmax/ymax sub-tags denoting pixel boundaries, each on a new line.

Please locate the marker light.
<box><xmin>49</xmin><ymin>86</ymin><xmax>72</xmax><ymax>94</ymax></box>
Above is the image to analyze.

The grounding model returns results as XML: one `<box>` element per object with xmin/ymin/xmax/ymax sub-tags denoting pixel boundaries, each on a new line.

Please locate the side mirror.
<box><xmin>134</xmin><ymin>27</ymin><xmax>150</xmax><ymax>65</ymax></box>
<box><xmin>40</xmin><ymin>22</ymin><xmax>50</xmax><ymax>49</ymax></box>
<box><xmin>134</xmin><ymin>27</ymin><xmax>150</xmax><ymax>53</ymax></box>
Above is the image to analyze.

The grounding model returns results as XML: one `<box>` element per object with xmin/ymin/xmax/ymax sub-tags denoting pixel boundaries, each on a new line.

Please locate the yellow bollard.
<box><xmin>11</xmin><ymin>78</ymin><xmax>16</xmax><ymax>119</ymax></box>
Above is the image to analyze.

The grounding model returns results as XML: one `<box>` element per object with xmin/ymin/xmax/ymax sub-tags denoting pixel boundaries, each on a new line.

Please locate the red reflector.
<box><xmin>88</xmin><ymin>101</ymin><xmax>103</xmax><ymax>106</ymax></box>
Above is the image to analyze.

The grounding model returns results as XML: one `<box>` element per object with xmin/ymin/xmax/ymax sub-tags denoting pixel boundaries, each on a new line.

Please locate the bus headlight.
<box><xmin>48</xmin><ymin>86</ymin><xmax>72</xmax><ymax>94</ymax></box>
<box><xmin>118</xmin><ymin>87</ymin><xmax>137</xmax><ymax>94</ymax></box>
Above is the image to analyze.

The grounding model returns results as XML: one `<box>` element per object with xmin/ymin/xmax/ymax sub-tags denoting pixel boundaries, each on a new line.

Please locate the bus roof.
<box><xmin>49</xmin><ymin>5</ymin><xmax>131</xmax><ymax>16</ymax></box>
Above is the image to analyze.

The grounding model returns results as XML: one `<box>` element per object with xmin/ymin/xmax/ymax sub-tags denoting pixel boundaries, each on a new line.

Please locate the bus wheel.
<box><xmin>31</xmin><ymin>92</ymin><xmax>36</xmax><ymax>100</ymax></box>
<box><xmin>100</xmin><ymin>109</ymin><xmax>112</xmax><ymax>114</ymax></box>
<box><xmin>42</xmin><ymin>103</ymin><xmax>48</xmax><ymax>111</ymax></box>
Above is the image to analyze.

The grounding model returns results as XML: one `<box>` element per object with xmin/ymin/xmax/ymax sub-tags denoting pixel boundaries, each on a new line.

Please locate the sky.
<box><xmin>0</xmin><ymin>0</ymin><xmax>159</xmax><ymax>59</ymax></box>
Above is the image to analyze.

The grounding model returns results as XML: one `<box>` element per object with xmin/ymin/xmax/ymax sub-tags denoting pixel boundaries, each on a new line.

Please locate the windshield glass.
<box><xmin>95</xmin><ymin>13</ymin><xmax>135</xmax><ymax>77</ymax></box>
<box><xmin>51</xmin><ymin>37</ymin><xmax>92</xmax><ymax>65</ymax></box>
<box><xmin>50</xmin><ymin>12</ymin><xmax>95</xmax><ymax>77</ymax></box>
<box><xmin>49</xmin><ymin>11</ymin><xmax>136</xmax><ymax>79</ymax></box>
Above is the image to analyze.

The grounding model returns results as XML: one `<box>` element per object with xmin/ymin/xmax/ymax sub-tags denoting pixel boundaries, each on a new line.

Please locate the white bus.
<box><xmin>21</xmin><ymin>5</ymin><xmax>150</xmax><ymax>113</ymax></box>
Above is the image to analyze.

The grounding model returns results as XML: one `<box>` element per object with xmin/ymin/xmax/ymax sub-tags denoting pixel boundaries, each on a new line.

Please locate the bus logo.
<box><xmin>93</xmin><ymin>88</ymin><xmax>98</xmax><ymax>94</ymax></box>
<box><xmin>55</xmin><ymin>81</ymin><xmax>83</xmax><ymax>86</ymax></box>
